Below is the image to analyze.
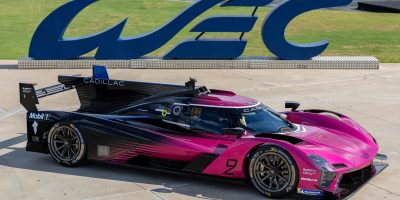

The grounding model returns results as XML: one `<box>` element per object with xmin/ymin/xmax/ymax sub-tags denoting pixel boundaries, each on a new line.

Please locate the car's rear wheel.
<box><xmin>48</xmin><ymin>123</ymin><xmax>86</xmax><ymax>167</ymax></box>
<box><xmin>248</xmin><ymin>145</ymin><xmax>298</xmax><ymax>198</ymax></box>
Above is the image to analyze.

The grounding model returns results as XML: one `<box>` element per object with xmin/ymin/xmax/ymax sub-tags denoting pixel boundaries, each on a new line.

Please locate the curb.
<box><xmin>0</xmin><ymin>60</ymin><xmax>18</xmax><ymax>69</ymax></box>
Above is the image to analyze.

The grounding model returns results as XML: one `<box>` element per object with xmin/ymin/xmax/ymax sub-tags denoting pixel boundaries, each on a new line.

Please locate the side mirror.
<box><xmin>285</xmin><ymin>101</ymin><xmax>300</xmax><ymax>111</ymax></box>
<box><xmin>221</xmin><ymin>127</ymin><xmax>245</xmax><ymax>138</ymax></box>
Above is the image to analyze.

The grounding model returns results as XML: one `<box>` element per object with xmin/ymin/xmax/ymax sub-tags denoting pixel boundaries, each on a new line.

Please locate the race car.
<box><xmin>19</xmin><ymin>65</ymin><xmax>387</xmax><ymax>199</ymax></box>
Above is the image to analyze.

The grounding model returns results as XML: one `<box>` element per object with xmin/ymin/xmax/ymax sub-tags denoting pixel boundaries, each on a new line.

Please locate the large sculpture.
<box><xmin>29</xmin><ymin>0</ymin><xmax>352</xmax><ymax>60</ymax></box>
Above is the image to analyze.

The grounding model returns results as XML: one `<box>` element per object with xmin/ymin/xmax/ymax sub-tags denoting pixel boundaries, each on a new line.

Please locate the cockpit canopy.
<box><xmin>122</xmin><ymin>100</ymin><xmax>295</xmax><ymax>135</ymax></box>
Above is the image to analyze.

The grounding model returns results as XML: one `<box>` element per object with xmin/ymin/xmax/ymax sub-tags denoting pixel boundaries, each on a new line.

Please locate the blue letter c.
<box><xmin>262</xmin><ymin>0</ymin><xmax>352</xmax><ymax>60</ymax></box>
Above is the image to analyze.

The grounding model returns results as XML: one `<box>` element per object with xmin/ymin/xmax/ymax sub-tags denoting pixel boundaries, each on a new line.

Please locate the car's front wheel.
<box><xmin>248</xmin><ymin>145</ymin><xmax>298</xmax><ymax>198</ymax></box>
<box><xmin>47</xmin><ymin>123</ymin><xmax>86</xmax><ymax>167</ymax></box>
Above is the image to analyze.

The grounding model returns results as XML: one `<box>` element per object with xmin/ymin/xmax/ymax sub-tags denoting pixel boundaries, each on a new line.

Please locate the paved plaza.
<box><xmin>0</xmin><ymin>64</ymin><xmax>399</xmax><ymax>200</ymax></box>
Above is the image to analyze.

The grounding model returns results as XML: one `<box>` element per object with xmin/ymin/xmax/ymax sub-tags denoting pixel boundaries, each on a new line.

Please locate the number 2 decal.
<box><xmin>224</xmin><ymin>159</ymin><xmax>238</xmax><ymax>175</ymax></box>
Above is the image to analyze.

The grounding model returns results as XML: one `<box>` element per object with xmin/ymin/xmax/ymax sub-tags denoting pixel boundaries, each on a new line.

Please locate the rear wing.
<box><xmin>20</xmin><ymin>65</ymin><xmax>206</xmax><ymax>113</ymax></box>
<box><xmin>19</xmin><ymin>83</ymin><xmax>74</xmax><ymax>112</ymax></box>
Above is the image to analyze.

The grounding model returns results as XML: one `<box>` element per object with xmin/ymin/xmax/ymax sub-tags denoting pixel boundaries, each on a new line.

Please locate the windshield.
<box><xmin>236</xmin><ymin>105</ymin><xmax>294</xmax><ymax>133</ymax></box>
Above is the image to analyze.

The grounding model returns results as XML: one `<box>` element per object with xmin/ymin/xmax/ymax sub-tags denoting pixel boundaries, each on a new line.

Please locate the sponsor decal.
<box><xmin>22</xmin><ymin>86</ymin><xmax>33</xmax><ymax>94</ymax></box>
<box><xmin>172</xmin><ymin>106</ymin><xmax>182</xmax><ymax>116</ymax></box>
<box><xmin>84</xmin><ymin>78</ymin><xmax>125</xmax><ymax>86</ymax></box>
<box><xmin>97</xmin><ymin>145</ymin><xmax>110</xmax><ymax>157</ymax></box>
<box><xmin>32</xmin><ymin>136</ymin><xmax>40</xmax><ymax>142</ymax></box>
<box><xmin>191</xmin><ymin>107</ymin><xmax>202</xmax><ymax>117</ymax></box>
<box><xmin>243</xmin><ymin>106</ymin><xmax>264</xmax><ymax>113</ymax></box>
<box><xmin>316</xmin><ymin>133</ymin><xmax>327</xmax><ymax>140</ymax></box>
<box><xmin>300</xmin><ymin>177</ymin><xmax>318</xmax><ymax>182</ymax></box>
<box><xmin>361</xmin><ymin>152</ymin><xmax>370</xmax><ymax>159</ymax></box>
<box><xmin>161</xmin><ymin>109</ymin><xmax>168</xmax><ymax>117</ymax></box>
<box><xmin>302</xmin><ymin>168</ymin><xmax>317</xmax><ymax>175</ymax></box>
<box><xmin>29</xmin><ymin>112</ymin><xmax>51</xmax><ymax>120</ymax></box>
<box><xmin>297</xmin><ymin>188</ymin><xmax>324</xmax><ymax>196</ymax></box>
<box><xmin>32</xmin><ymin>121</ymin><xmax>38</xmax><ymax>135</ymax></box>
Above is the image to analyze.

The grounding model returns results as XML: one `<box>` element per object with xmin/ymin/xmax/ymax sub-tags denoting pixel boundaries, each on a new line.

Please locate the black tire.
<box><xmin>248</xmin><ymin>145</ymin><xmax>298</xmax><ymax>198</ymax></box>
<box><xmin>47</xmin><ymin>122</ymin><xmax>87</xmax><ymax>167</ymax></box>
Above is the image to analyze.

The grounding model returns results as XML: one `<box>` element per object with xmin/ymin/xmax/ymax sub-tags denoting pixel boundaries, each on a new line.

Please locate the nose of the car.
<box><xmin>290</xmin><ymin>125</ymin><xmax>378</xmax><ymax>168</ymax></box>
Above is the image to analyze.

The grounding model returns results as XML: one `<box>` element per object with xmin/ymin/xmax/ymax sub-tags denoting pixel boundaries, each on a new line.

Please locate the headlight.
<box><xmin>308</xmin><ymin>154</ymin><xmax>329</xmax><ymax>170</ymax></box>
<box><xmin>308</xmin><ymin>154</ymin><xmax>336</xmax><ymax>189</ymax></box>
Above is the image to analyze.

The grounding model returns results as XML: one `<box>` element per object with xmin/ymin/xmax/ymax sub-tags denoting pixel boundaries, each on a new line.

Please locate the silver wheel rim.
<box><xmin>49</xmin><ymin>126</ymin><xmax>82</xmax><ymax>162</ymax></box>
<box><xmin>252</xmin><ymin>152</ymin><xmax>292</xmax><ymax>192</ymax></box>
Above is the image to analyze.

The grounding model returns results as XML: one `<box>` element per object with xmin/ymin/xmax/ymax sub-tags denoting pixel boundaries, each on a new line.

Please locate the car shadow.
<box><xmin>0</xmin><ymin>133</ymin><xmax>294</xmax><ymax>200</ymax></box>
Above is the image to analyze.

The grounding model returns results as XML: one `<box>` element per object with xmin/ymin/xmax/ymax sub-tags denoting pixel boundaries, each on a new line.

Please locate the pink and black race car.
<box><xmin>20</xmin><ymin>66</ymin><xmax>387</xmax><ymax>199</ymax></box>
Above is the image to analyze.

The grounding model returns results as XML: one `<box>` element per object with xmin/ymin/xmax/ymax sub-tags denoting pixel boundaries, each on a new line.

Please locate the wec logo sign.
<box><xmin>29</xmin><ymin>0</ymin><xmax>351</xmax><ymax>60</ymax></box>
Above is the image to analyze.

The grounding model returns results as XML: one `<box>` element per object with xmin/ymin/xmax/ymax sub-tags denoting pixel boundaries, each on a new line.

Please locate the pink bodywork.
<box><xmin>101</xmin><ymin>89</ymin><xmax>379</xmax><ymax>194</ymax></box>
<box><xmin>203</xmin><ymin>110</ymin><xmax>377</xmax><ymax>193</ymax></box>
<box><xmin>194</xmin><ymin>91</ymin><xmax>377</xmax><ymax>193</ymax></box>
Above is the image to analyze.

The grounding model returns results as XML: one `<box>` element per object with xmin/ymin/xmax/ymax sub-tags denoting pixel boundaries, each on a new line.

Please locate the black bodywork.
<box><xmin>21</xmin><ymin>66</ymin><xmax>216</xmax><ymax>172</ymax></box>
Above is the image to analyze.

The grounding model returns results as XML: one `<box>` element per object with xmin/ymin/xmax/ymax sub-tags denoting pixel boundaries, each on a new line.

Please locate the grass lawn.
<box><xmin>0</xmin><ymin>0</ymin><xmax>399</xmax><ymax>62</ymax></box>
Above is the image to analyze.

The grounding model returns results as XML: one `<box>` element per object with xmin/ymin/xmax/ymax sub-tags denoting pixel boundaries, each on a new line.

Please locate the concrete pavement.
<box><xmin>0</xmin><ymin>64</ymin><xmax>399</xmax><ymax>200</ymax></box>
